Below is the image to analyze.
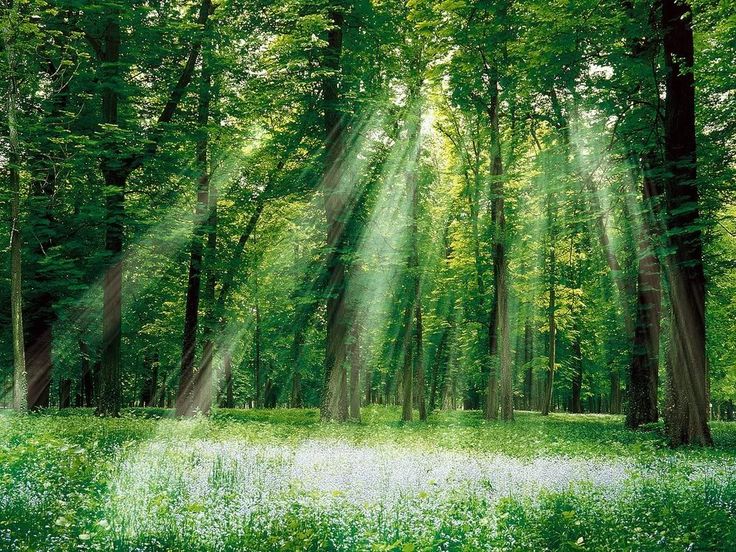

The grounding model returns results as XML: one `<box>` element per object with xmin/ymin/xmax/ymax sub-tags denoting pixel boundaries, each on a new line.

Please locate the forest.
<box><xmin>1</xmin><ymin>0</ymin><xmax>735</xmax><ymax>550</ymax></box>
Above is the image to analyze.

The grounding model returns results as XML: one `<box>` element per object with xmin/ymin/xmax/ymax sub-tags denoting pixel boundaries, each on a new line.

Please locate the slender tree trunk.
<box><xmin>97</xmin><ymin>13</ymin><xmax>123</xmax><ymax>417</ymax></box>
<box><xmin>363</xmin><ymin>353</ymin><xmax>373</xmax><ymax>406</ymax></box>
<box><xmin>349</xmin><ymin>322</ymin><xmax>361</xmax><ymax>420</ymax></box>
<box><xmin>321</xmin><ymin>8</ymin><xmax>349</xmax><ymax>422</ymax></box>
<box><xmin>220</xmin><ymin>352</ymin><xmax>233</xmax><ymax>408</ymax></box>
<box><xmin>571</xmin><ymin>334</ymin><xmax>583</xmax><ymax>413</ymax></box>
<box><xmin>627</xmin><ymin>164</ymin><xmax>662</xmax><ymax>427</ymax></box>
<box><xmin>400</xmin><ymin>277</ymin><xmax>415</xmax><ymax>421</ymax></box>
<box><xmin>485</xmin><ymin>76</ymin><xmax>513</xmax><ymax>422</ymax></box>
<box><xmin>290</xmin><ymin>327</ymin><xmax>306</xmax><ymax>408</ymax></box>
<box><xmin>415</xmin><ymin>285</ymin><xmax>426</xmax><ymax>421</ymax></box>
<box><xmin>523</xmin><ymin>317</ymin><xmax>533</xmax><ymax>410</ymax></box>
<box><xmin>542</xmin><ymin>243</ymin><xmax>556</xmax><ymax>416</ymax></box>
<box><xmin>77</xmin><ymin>340</ymin><xmax>94</xmax><ymax>407</ymax></box>
<box><xmin>176</xmin><ymin>46</ymin><xmax>212</xmax><ymax>417</ymax></box>
<box><xmin>197</xmin><ymin>174</ymin><xmax>217</xmax><ymax>414</ymax></box>
<box><xmin>4</xmin><ymin>6</ymin><xmax>27</xmax><ymax>411</ymax></box>
<box><xmin>661</xmin><ymin>0</ymin><xmax>712</xmax><ymax>446</ymax></box>
<box><xmin>401</xmin><ymin>322</ymin><xmax>414</xmax><ymax>422</ymax></box>
<box><xmin>468</xmin><ymin>169</ymin><xmax>485</xmax><ymax>412</ymax></box>
<box><xmin>429</xmin><ymin>327</ymin><xmax>448</xmax><ymax>412</ymax></box>
<box><xmin>254</xmin><ymin>294</ymin><xmax>262</xmax><ymax>408</ymax></box>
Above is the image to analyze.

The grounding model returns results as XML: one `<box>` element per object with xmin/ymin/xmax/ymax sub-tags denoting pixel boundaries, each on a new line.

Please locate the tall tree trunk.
<box><xmin>542</xmin><ymin>215</ymin><xmax>556</xmax><ymax>416</ymax></box>
<box><xmin>3</xmin><ymin>4</ymin><xmax>27</xmax><ymax>412</ymax></box>
<box><xmin>523</xmin><ymin>317</ymin><xmax>533</xmax><ymax>410</ymax></box>
<box><xmin>401</xmin><ymin>308</ymin><xmax>414</xmax><ymax>422</ymax></box>
<box><xmin>429</xmin><ymin>326</ymin><xmax>448</xmax><ymax>412</ymax></box>
<box><xmin>661</xmin><ymin>0</ymin><xmax>712</xmax><ymax>446</ymax></box>
<box><xmin>176</xmin><ymin>45</ymin><xmax>212</xmax><ymax>417</ymax></box>
<box><xmin>24</xmin><ymin>23</ymin><xmax>74</xmax><ymax>411</ymax></box>
<box><xmin>253</xmin><ymin>292</ymin><xmax>262</xmax><ymax>408</ymax></box>
<box><xmin>290</xmin><ymin>327</ymin><xmax>306</xmax><ymax>408</ymax></box>
<box><xmin>571</xmin><ymin>334</ymin><xmax>583</xmax><ymax>413</ymax></box>
<box><xmin>321</xmin><ymin>8</ymin><xmax>349</xmax><ymax>422</ymax></box>
<box><xmin>97</xmin><ymin>13</ymin><xmax>123</xmax><ymax>417</ymax></box>
<box><xmin>221</xmin><ymin>352</ymin><xmax>234</xmax><ymax>408</ymax></box>
<box><xmin>197</xmin><ymin>166</ymin><xmax>217</xmax><ymax>415</ymax></box>
<box><xmin>627</xmin><ymin>161</ymin><xmax>662</xmax><ymax>427</ymax></box>
<box><xmin>363</xmin><ymin>351</ymin><xmax>373</xmax><ymax>406</ymax></box>
<box><xmin>349</xmin><ymin>321</ymin><xmax>361</xmax><ymax>420</ymax></box>
<box><xmin>485</xmin><ymin>74</ymin><xmax>512</xmax><ymax>421</ymax></box>
<box><xmin>409</xmin><ymin>132</ymin><xmax>426</xmax><ymax>422</ymax></box>
<box><xmin>77</xmin><ymin>340</ymin><xmax>94</xmax><ymax>407</ymax></box>
<box><xmin>415</xmin><ymin>283</ymin><xmax>426</xmax><ymax>421</ymax></box>
<box><xmin>467</xmin><ymin>168</ymin><xmax>485</xmax><ymax>411</ymax></box>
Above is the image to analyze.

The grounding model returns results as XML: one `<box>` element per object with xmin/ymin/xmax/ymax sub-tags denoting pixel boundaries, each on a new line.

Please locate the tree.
<box><xmin>661</xmin><ymin>0</ymin><xmax>712</xmax><ymax>446</ymax></box>
<box><xmin>2</xmin><ymin>0</ymin><xmax>26</xmax><ymax>412</ymax></box>
<box><xmin>86</xmin><ymin>0</ymin><xmax>213</xmax><ymax>416</ymax></box>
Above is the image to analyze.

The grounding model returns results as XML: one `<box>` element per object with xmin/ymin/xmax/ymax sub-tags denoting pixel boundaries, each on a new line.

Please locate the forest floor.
<box><xmin>1</xmin><ymin>407</ymin><xmax>735</xmax><ymax>551</ymax></box>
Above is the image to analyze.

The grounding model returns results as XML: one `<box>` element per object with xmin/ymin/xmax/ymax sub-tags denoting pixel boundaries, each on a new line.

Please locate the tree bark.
<box><xmin>221</xmin><ymin>352</ymin><xmax>234</xmax><ymax>408</ymax></box>
<box><xmin>523</xmin><ymin>317</ymin><xmax>533</xmax><ymax>410</ymax></box>
<box><xmin>253</xmin><ymin>290</ymin><xmax>262</xmax><ymax>408</ymax></box>
<box><xmin>661</xmin><ymin>0</ymin><xmax>712</xmax><ymax>446</ymax></box>
<box><xmin>401</xmin><ymin>302</ymin><xmax>414</xmax><ymax>422</ymax></box>
<box><xmin>176</xmin><ymin>44</ymin><xmax>212</xmax><ymax>417</ymax></box>
<box><xmin>486</xmin><ymin>74</ymin><xmax>512</xmax><ymax>421</ymax></box>
<box><xmin>415</xmin><ymin>282</ymin><xmax>426</xmax><ymax>421</ymax></box>
<box><xmin>97</xmin><ymin>12</ymin><xmax>123</xmax><ymax>416</ymax></box>
<box><xmin>541</xmin><ymin>226</ymin><xmax>557</xmax><ymax>416</ymax></box>
<box><xmin>627</xmin><ymin>161</ymin><xmax>662</xmax><ymax>427</ymax></box>
<box><xmin>571</xmin><ymin>335</ymin><xmax>583</xmax><ymax>413</ymax></box>
<box><xmin>321</xmin><ymin>7</ymin><xmax>349</xmax><ymax>422</ymax></box>
<box><xmin>349</xmin><ymin>322</ymin><xmax>361</xmax><ymax>421</ymax></box>
<box><xmin>3</xmin><ymin>4</ymin><xmax>27</xmax><ymax>412</ymax></box>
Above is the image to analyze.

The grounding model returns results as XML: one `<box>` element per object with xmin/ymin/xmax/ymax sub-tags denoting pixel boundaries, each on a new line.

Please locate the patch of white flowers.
<box><xmin>106</xmin><ymin>438</ymin><xmax>637</xmax><ymax>547</ymax></box>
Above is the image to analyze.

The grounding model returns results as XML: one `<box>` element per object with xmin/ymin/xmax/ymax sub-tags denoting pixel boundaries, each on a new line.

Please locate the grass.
<box><xmin>0</xmin><ymin>406</ymin><xmax>735</xmax><ymax>551</ymax></box>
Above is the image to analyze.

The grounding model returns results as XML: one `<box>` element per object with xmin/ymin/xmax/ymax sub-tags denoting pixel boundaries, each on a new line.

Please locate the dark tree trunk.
<box><xmin>485</xmin><ymin>74</ymin><xmax>512</xmax><ymax>422</ymax></box>
<box><xmin>321</xmin><ymin>8</ymin><xmax>349</xmax><ymax>422</ymax></box>
<box><xmin>349</xmin><ymin>323</ymin><xmax>361</xmax><ymax>421</ymax></box>
<box><xmin>661</xmin><ymin>0</ymin><xmax>712</xmax><ymax>446</ymax></box>
<box><xmin>627</xmin><ymin>163</ymin><xmax>662</xmax><ymax>428</ymax></box>
<box><xmin>96</xmin><ymin>12</ymin><xmax>124</xmax><ymax>417</ymax></box>
<box><xmin>221</xmin><ymin>353</ymin><xmax>234</xmax><ymax>408</ymax></box>
<box><xmin>429</xmin><ymin>328</ymin><xmax>448</xmax><ymax>412</ymax></box>
<box><xmin>196</xmin><ymin>193</ymin><xmax>217</xmax><ymax>415</ymax></box>
<box><xmin>4</xmin><ymin>0</ymin><xmax>27</xmax><ymax>412</ymax></box>
<box><xmin>176</xmin><ymin>47</ymin><xmax>212</xmax><ymax>417</ymax></box>
<box><xmin>290</xmin><ymin>327</ymin><xmax>306</xmax><ymax>408</ymax></box>
<box><xmin>400</xmin><ymin>293</ymin><xmax>415</xmax><ymax>422</ymax></box>
<box><xmin>571</xmin><ymin>336</ymin><xmax>583</xmax><ymax>413</ymax></box>
<box><xmin>363</xmin><ymin>354</ymin><xmax>373</xmax><ymax>406</ymax></box>
<box><xmin>610</xmin><ymin>370</ymin><xmax>622</xmax><ymax>414</ymax></box>
<box><xmin>25</xmin><ymin>316</ymin><xmax>52</xmax><ymax>409</ymax></box>
<box><xmin>140</xmin><ymin>353</ymin><xmax>159</xmax><ymax>407</ymax></box>
<box><xmin>254</xmin><ymin>298</ymin><xmax>262</xmax><ymax>407</ymax></box>
<box><xmin>59</xmin><ymin>379</ymin><xmax>72</xmax><ymax>409</ymax></box>
<box><xmin>76</xmin><ymin>340</ymin><xmax>95</xmax><ymax>407</ymax></box>
<box><xmin>542</xmin><ymin>198</ymin><xmax>556</xmax><ymax>416</ymax></box>
<box><xmin>415</xmin><ymin>288</ymin><xmax>426</xmax><ymax>421</ymax></box>
<box><xmin>523</xmin><ymin>318</ymin><xmax>533</xmax><ymax>410</ymax></box>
